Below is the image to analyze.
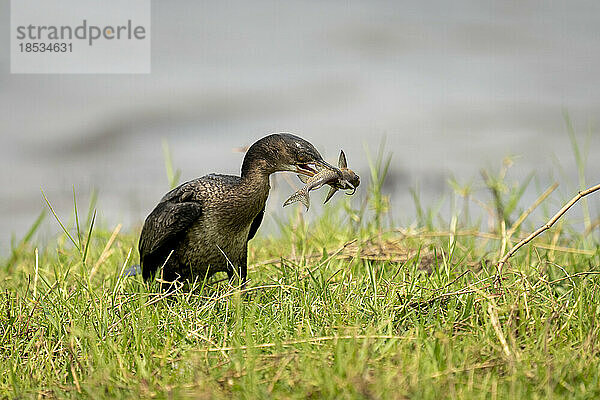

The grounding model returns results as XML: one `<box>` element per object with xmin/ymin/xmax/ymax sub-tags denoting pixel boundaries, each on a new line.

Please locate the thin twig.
<box><xmin>497</xmin><ymin>183</ymin><xmax>600</xmax><ymax>277</ymax></box>
<box><xmin>548</xmin><ymin>271</ymin><xmax>600</xmax><ymax>285</ymax></box>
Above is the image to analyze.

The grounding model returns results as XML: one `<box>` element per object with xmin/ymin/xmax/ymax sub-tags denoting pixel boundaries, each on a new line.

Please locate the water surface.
<box><xmin>1</xmin><ymin>1</ymin><xmax>599</xmax><ymax>254</ymax></box>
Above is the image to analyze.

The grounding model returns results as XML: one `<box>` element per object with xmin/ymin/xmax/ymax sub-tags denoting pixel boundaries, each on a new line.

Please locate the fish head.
<box><xmin>341</xmin><ymin>169</ymin><xmax>360</xmax><ymax>191</ymax></box>
<box><xmin>336</xmin><ymin>150</ymin><xmax>360</xmax><ymax>190</ymax></box>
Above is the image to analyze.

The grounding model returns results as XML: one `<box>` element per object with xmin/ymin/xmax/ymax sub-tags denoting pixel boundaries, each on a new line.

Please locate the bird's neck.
<box><xmin>241</xmin><ymin>139</ymin><xmax>279</xmax><ymax>179</ymax></box>
<box><xmin>237</xmin><ymin>142</ymin><xmax>275</xmax><ymax>213</ymax></box>
<box><xmin>219</xmin><ymin>170</ymin><xmax>269</xmax><ymax>226</ymax></box>
<box><xmin>239</xmin><ymin>167</ymin><xmax>271</xmax><ymax>196</ymax></box>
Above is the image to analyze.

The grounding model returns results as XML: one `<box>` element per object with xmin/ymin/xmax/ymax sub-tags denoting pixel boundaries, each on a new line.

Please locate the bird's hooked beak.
<box><xmin>295</xmin><ymin>159</ymin><xmax>342</xmax><ymax>178</ymax></box>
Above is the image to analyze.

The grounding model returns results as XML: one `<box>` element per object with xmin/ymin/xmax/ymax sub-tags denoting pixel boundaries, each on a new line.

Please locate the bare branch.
<box><xmin>497</xmin><ymin>183</ymin><xmax>600</xmax><ymax>277</ymax></box>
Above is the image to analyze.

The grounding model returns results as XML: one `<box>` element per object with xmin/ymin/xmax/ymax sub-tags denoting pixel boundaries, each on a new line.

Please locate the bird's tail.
<box><xmin>122</xmin><ymin>264</ymin><xmax>141</xmax><ymax>277</ymax></box>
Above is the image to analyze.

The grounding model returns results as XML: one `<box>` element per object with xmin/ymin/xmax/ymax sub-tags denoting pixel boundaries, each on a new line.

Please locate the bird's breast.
<box><xmin>179</xmin><ymin>183</ymin><xmax>268</xmax><ymax>267</ymax></box>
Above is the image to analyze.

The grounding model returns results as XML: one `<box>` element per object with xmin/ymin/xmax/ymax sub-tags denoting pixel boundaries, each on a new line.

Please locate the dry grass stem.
<box><xmin>201</xmin><ymin>335</ymin><xmax>411</xmax><ymax>352</ymax></box>
<box><xmin>90</xmin><ymin>223</ymin><xmax>122</xmax><ymax>278</ymax></box>
<box><xmin>507</xmin><ymin>182</ymin><xmax>559</xmax><ymax>239</ymax></box>
<box><xmin>488</xmin><ymin>304</ymin><xmax>511</xmax><ymax>358</ymax></box>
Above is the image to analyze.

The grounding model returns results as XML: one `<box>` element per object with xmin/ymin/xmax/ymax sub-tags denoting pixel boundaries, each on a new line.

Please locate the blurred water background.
<box><xmin>1</xmin><ymin>1</ymin><xmax>600</xmax><ymax>255</ymax></box>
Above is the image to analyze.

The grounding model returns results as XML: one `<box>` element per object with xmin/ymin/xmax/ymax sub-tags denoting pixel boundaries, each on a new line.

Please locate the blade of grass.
<box><xmin>73</xmin><ymin>186</ymin><xmax>83</xmax><ymax>250</ymax></box>
<box><xmin>162</xmin><ymin>139</ymin><xmax>181</xmax><ymax>189</ymax></box>
<box><xmin>82</xmin><ymin>209</ymin><xmax>97</xmax><ymax>265</ymax></box>
<box><xmin>41</xmin><ymin>190</ymin><xmax>80</xmax><ymax>252</ymax></box>
<box><xmin>86</xmin><ymin>189</ymin><xmax>98</xmax><ymax>228</ymax></box>
<box><xmin>5</xmin><ymin>210</ymin><xmax>46</xmax><ymax>270</ymax></box>
<box><xmin>21</xmin><ymin>210</ymin><xmax>46</xmax><ymax>246</ymax></box>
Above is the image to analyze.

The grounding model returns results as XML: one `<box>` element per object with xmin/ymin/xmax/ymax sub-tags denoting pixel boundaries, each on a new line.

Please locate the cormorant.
<box><xmin>138</xmin><ymin>133</ymin><xmax>340</xmax><ymax>285</ymax></box>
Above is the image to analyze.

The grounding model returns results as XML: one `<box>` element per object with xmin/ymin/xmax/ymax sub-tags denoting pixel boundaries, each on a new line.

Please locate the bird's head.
<box><xmin>242</xmin><ymin>133</ymin><xmax>341</xmax><ymax>178</ymax></box>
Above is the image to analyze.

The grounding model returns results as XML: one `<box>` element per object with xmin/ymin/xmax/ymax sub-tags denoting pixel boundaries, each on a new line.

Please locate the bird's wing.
<box><xmin>247</xmin><ymin>206</ymin><xmax>265</xmax><ymax>241</ymax></box>
<box><xmin>139</xmin><ymin>192</ymin><xmax>203</xmax><ymax>280</ymax></box>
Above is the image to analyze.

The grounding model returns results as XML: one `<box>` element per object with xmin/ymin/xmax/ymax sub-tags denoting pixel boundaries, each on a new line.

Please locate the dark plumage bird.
<box><xmin>138</xmin><ymin>133</ymin><xmax>340</xmax><ymax>285</ymax></box>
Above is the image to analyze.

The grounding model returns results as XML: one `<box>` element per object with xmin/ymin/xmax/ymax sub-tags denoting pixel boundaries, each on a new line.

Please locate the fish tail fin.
<box><xmin>283</xmin><ymin>188</ymin><xmax>310</xmax><ymax>210</ymax></box>
<box><xmin>282</xmin><ymin>196</ymin><xmax>295</xmax><ymax>207</ymax></box>
<box><xmin>299</xmin><ymin>191</ymin><xmax>310</xmax><ymax>210</ymax></box>
<box><xmin>324</xmin><ymin>186</ymin><xmax>337</xmax><ymax>204</ymax></box>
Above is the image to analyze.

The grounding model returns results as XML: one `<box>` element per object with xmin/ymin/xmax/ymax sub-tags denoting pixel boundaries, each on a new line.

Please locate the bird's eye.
<box><xmin>297</xmin><ymin>152</ymin><xmax>310</xmax><ymax>162</ymax></box>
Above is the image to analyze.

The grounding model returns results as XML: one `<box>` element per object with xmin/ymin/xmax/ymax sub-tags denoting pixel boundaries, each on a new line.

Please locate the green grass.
<box><xmin>2</xmin><ymin>150</ymin><xmax>600</xmax><ymax>399</ymax></box>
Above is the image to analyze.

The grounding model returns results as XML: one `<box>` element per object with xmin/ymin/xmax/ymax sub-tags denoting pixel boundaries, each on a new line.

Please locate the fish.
<box><xmin>283</xmin><ymin>150</ymin><xmax>360</xmax><ymax>210</ymax></box>
<box><xmin>323</xmin><ymin>150</ymin><xmax>360</xmax><ymax>204</ymax></box>
<box><xmin>283</xmin><ymin>167</ymin><xmax>345</xmax><ymax>210</ymax></box>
